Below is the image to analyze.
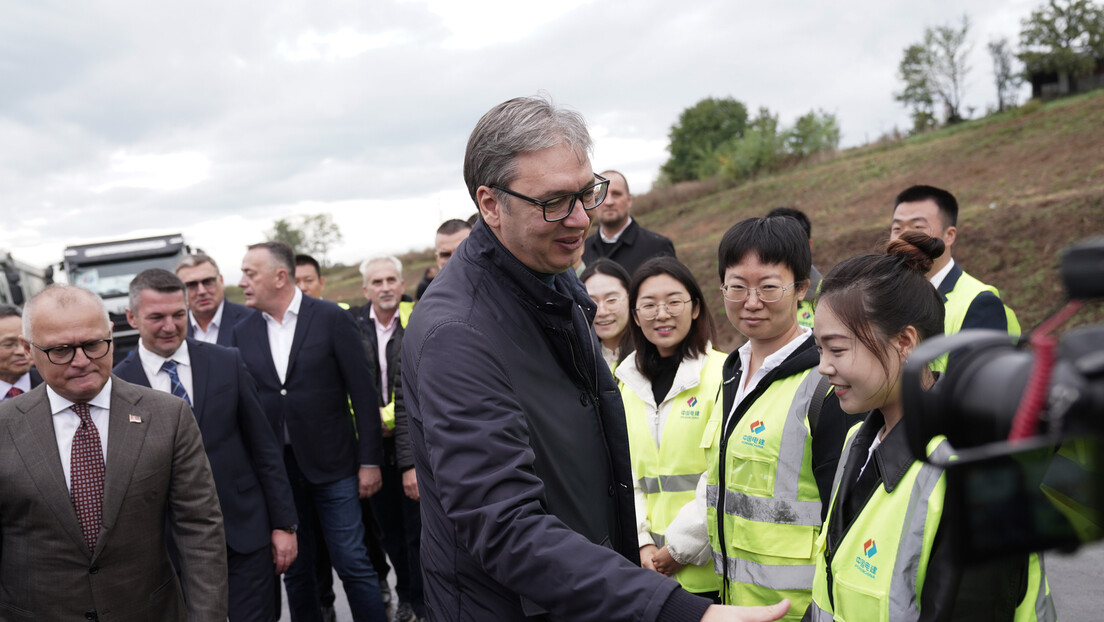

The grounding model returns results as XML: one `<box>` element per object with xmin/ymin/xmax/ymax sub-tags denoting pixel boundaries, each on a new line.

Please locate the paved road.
<box><xmin>279</xmin><ymin>566</ymin><xmax>395</xmax><ymax>622</ymax></box>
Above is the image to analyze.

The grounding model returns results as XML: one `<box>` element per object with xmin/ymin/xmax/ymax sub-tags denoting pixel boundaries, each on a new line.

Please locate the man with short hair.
<box><xmin>295</xmin><ymin>254</ymin><xmax>327</xmax><ymax>300</ymax></box>
<box><xmin>234</xmin><ymin>241</ymin><xmax>387</xmax><ymax>622</ymax></box>
<box><xmin>764</xmin><ymin>207</ymin><xmax>822</xmax><ymax>329</ymax></box>
<box><xmin>0</xmin><ymin>285</ymin><xmax>227</xmax><ymax>620</ymax></box>
<box><xmin>582</xmin><ymin>169</ymin><xmax>676</xmax><ymax>276</ymax></box>
<box><xmin>351</xmin><ymin>256</ymin><xmax>423</xmax><ymax>621</ymax></box>
<box><xmin>0</xmin><ymin>304</ymin><xmax>40</xmax><ymax>399</ymax></box>
<box><xmin>433</xmin><ymin>219</ymin><xmax>472</xmax><ymax>271</ymax></box>
<box><xmin>403</xmin><ymin>95</ymin><xmax>788</xmax><ymax>622</ymax></box>
<box><xmin>176</xmin><ymin>253</ymin><xmax>255</xmax><ymax>346</ymax></box>
<box><xmin>114</xmin><ymin>269</ymin><xmax>299</xmax><ymax>622</ymax></box>
<box><xmin>889</xmin><ymin>185</ymin><xmax>1020</xmax><ymax>369</ymax></box>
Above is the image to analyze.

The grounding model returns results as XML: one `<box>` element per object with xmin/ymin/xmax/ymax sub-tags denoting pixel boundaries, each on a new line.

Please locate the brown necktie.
<box><xmin>70</xmin><ymin>403</ymin><xmax>105</xmax><ymax>552</ymax></box>
<box><xmin>4</xmin><ymin>386</ymin><xmax>21</xmax><ymax>399</ymax></box>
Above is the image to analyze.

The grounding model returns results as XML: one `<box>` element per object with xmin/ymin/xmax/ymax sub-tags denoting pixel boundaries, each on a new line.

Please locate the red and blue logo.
<box><xmin>750</xmin><ymin>420</ymin><xmax>765</xmax><ymax>434</ymax></box>
<box><xmin>687</xmin><ymin>397</ymin><xmax>698</xmax><ymax>407</ymax></box>
<box><xmin>864</xmin><ymin>539</ymin><xmax>877</xmax><ymax>558</ymax></box>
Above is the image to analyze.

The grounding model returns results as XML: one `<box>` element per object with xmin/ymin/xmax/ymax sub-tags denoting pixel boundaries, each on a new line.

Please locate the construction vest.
<box><xmin>797</xmin><ymin>301</ymin><xmax>815</xmax><ymax>329</ymax></box>
<box><xmin>934</xmin><ymin>270</ymin><xmax>1021</xmax><ymax>372</ymax></box>
<box><xmin>379</xmin><ymin>300</ymin><xmax>415</xmax><ymax>430</ymax></box>
<box><xmin>808</xmin><ymin>436</ymin><xmax>1055</xmax><ymax>622</ymax></box>
<box><xmin>620</xmin><ymin>350</ymin><xmax>725</xmax><ymax>593</ymax></box>
<box><xmin>706</xmin><ymin>369</ymin><xmax>825</xmax><ymax>619</ymax></box>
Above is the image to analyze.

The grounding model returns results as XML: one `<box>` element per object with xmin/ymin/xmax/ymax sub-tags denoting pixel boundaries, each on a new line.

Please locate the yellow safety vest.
<box><xmin>379</xmin><ymin>300</ymin><xmax>415</xmax><ymax>430</ymax></box>
<box><xmin>706</xmin><ymin>369</ymin><xmax>825</xmax><ymax>620</ymax></box>
<box><xmin>934</xmin><ymin>270</ymin><xmax>1021</xmax><ymax>372</ymax></box>
<box><xmin>808</xmin><ymin>436</ymin><xmax>1054</xmax><ymax>622</ymax></box>
<box><xmin>619</xmin><ymin>350</ymin><xmax>725</xmax><ymax>593</ymax></box>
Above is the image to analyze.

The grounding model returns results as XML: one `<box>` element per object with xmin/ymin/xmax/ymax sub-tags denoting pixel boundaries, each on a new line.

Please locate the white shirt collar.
<box><xmin>929</xmin><ymin>257</ymin><xmax>956</xmax><ymax>289</ymax></box>
<box><xmin>46</xmin><ymin>377</ymin><xmax>113</xmax><ymax>415</ymax></box>
<box><xmin>137</xmin><ymin>339</ymin><xmax>191</xmax><ymax>380</ymax></box>
<box><xmin>0</xmin><ymin>372</ymin><xmax>32</xmax><ymax>396</ymax></box>
<box><xmin>368</xmin><ymin>304</ymin><xmax>399</xmax><ymax>330</ymax></box>
<box><xmin>263</xmin><ymin>287</ymin><xmax>302</xmax><ymax>325</ymax></box>
<box><xmin>600</xmin><ymin>217</ymin><xmax>633</xmax><ymax>243</ymax></box>
<box><xmin>189</xmin><ymin>299</ymin><xmax>226</xmax><ymax>332</ymax></box>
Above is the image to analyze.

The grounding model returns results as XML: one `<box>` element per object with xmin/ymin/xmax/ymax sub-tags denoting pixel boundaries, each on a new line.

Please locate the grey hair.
<box><xmin>463</xmin><ymin>95</ymin><xmax>593</xmax><ymax>204</ymax></box>
<box><xmin>23</xmin><ymin>285</ymin><xmax>111</xmax><ymax>343</ymax></box>
<box><xmin>176</xmin><ymin>252</ymin><xmax>219</xmax><ymax>274</ymax></box>
<box><xmin>360</xmin><ymin>256</ymin><xmax>403</xmax><ymax>286</ymax></box>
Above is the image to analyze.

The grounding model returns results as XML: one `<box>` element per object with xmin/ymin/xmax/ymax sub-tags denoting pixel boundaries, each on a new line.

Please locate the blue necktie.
<box><xmin>161</xmin><ymin>359</ymin><xmax>192</xmax><ymax>406</ymax></box>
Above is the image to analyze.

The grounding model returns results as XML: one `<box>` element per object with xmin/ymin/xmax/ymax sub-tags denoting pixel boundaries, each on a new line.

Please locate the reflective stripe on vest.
<box><xmin>706</xmin><ymin>479</ymin><xmax>822</xmax><ymax>526</ymax></box>
<box><xmin>1017</xmin><ymin>552</ymin><xmax>1056</xmax><ymax>622</ymax></box>
<box><xmin>638</xmin><ymin>473</ymin><xmax>702</xmax><ymax>494</ymax></box>
<box><xmin>711</xmin><ymin>551</ymin><xmax>816</xmax><ymax>592</ymax></box>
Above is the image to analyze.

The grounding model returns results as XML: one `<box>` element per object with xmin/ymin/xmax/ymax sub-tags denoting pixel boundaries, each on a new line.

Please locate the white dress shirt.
<box><xmin>189</xmin><ymin>300</ymin><xmax>227</xmax><ymax>344</ymax></box>
<box><xmin>47</xmin><ymin>378</ymin><xmax>112</xmax><ymax>493</ymax></box>
<box><xmin>929</xmin><ymin>257</ymin><xmax>956</xmax><ymax>290</ymax></box>
<box><xmin>600</xmin><ymin>217</ymin><xmax>633</xmax><ymax>243</ymax></box>
<box><xmin>263</xmin><ymin>287</ymin><xmax>302</xmax><ymax>385</ymax></box>
<box><xmin>369</xmin><ymin>305</ymin><xmax>399</xmax><ymax>401</ymax></box>
<box><xmin>0</xmin><ymin>372</ymin><xmax>32</xmax><ymax>400</ymax></box>
<box><xmin>137</xmin><ymin>340</ymin><xmax>194</xmax><ymax>400</ymax></box>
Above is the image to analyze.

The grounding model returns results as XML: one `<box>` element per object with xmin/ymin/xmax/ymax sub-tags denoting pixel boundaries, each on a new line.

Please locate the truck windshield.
<box><xmin>69</xmin><ymin>256</ymin><xmax>181</xmax><ymax>298</ymax></box>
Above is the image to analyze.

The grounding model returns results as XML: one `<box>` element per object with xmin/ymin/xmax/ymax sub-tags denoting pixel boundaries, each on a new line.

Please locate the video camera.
<box><xmin>902</xmin><ymin>236</ymin><xmax>1104</xmax><ymax>560</ymax></box>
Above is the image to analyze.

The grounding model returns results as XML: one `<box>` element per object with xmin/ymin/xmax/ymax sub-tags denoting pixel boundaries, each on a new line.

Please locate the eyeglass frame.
<box><xmin>490</xmin><ymin>174</ymin><xmax>610</xmax><ymax>223</ymax></box>
<box><xmin>183</xmin><ymin>276</ymin><xmax>219</xmax><ymax>291</ymax></box>
<box><xmin>31</xmin><ymin>339</ymin><xmax>113</xmax><ymax>365</ymax></box>
<box><xmin>719</xmin><ymin>282</ymin><xmax>799</xmax><ymax>303</ymax></box>
<box><xmin>634</xmin><ymin>298</ymin><xmax>694</xmax><ymax>321</ymax></box>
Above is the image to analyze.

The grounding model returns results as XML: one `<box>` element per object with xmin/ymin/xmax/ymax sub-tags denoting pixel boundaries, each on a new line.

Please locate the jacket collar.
<box><xmin>935</xmin><ymin>261</ymin><xmax>963</xmax><ymax>299</ymax></box>
<box><xmin>850</xmin><ymin>410</ymin><xmax>913</xmax><ymax>493</ymax></box>
<box><xmin>616</xmin><ymin>347</ymin><xmax>711</xmax><ymax>408</ymax></box>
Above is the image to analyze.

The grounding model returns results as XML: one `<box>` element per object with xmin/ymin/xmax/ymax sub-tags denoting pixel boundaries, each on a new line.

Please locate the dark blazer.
<box><xmin>114</xmin><ymin>339</ymin><xmax>297</xmax><ymax>553</ymax></box>
<box><xmin>404</xmin><ymin>221</ymin><xmax>709</xmax><ymax>621</ymax></box>
<box><xmin>582</xmin><ymin>218</ymin><xmax>677</xmax><ymax>277</ymax></box>
<box><xmin>28</xmin><ymin>367</ymin><xmax>43</xmax><ymax>389</ymax></box>
<box><xmin>0</xmin><ymin>377</ymin><xmax>227</xmax><ymax>620</ymax></box>
<box><xmin>188</xmin><ymin>299</ymin><xmax>255</xmax><ymax>347</ymax></box>
<box><xmin>232</xmin><ymin>295</ymin><xmax>382</xmax><ymax>484</ymax></box>
<box><xmin>938</xmin><ymin>263</ymin><xmax>1009</xmax><ymax>332</ymax></box>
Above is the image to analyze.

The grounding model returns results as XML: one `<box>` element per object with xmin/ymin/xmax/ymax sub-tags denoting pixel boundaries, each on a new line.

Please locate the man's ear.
<box><xmin>477</xmin><ymin>186</ymin><xmax>504</xmax><ymax>230</ymax></box>
<box><xmin>942</xmin><ymin>225</ymin><xmax>957</xmax><ymax>251</ymax></box>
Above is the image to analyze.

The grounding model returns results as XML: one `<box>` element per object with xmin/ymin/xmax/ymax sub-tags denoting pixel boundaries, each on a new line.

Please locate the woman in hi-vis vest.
<box><xmin>616</xmin><ymin>256</ymin><xmax>725</xmax><ymax>601</ymax></box>
<box><xmin>581</xmin><ymin>258</ymin><xmax>634</xmax><ymax>373</ymax></box>
<box><xmin>804</xmin><ymin>231</ymin><xmax>1053</xmax><ymax>622</ymax></box>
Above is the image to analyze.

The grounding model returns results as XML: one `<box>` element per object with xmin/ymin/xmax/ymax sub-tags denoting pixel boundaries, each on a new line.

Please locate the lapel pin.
<box><xmin>129</xmin><ymin>414</ymin><xmax>142</xmax><ymax>424</ymax></box>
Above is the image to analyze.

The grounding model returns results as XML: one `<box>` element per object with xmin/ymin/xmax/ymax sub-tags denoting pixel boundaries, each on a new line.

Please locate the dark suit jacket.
<box><xmin>28</xmin><ymin>368</ymin><xmax>43</xmax><ymax>389</ymax></box>
<box><xmin>188</xmin><ymin>299</ymin><xmax>255</xmax><ymax>347</ymax></box>
<box><xmin>232</xmin><ymin>295</ymin><xmax>382</xmax><ymax>484</ymax></box>
<box><xmin>0</xmin><ymin>377</ymin><xmax>227</xmax><ymax>621</ymax></box>
<box><xmin>582</xmin><ymin>219</ymin><xmax>677</xmax><ymax>277</ymax></box>
<box><xmin>114</xmin><ymin>339</ymin><xmax>297</xmax><ymax>553</ymax></box>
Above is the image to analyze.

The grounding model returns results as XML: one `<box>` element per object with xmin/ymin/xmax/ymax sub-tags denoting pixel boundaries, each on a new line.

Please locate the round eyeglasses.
<box><xmin>32</xmin><ymin>339</ymin><xmax>113</xmax><ymax>365</ymax></box>
<box><xmin>491</xmin><ymin>174</ymin><xmax>610</xmax><ymax>223</ymax></box>
<box><xmin>720</xmin><ymin>283</ymin><xmax>797</xmax><ymax>303</ymax></box>
<box><xmin>635</xmin><ymin>299</ymin><xmax>692</xmax><ymax>320</ymax></box>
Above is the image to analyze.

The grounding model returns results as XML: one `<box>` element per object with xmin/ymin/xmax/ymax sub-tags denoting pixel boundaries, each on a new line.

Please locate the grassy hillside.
<box><xmin>299</xmin><ymin>91</ymin><xmax>1104</xmax><ymax>351</ymax></box>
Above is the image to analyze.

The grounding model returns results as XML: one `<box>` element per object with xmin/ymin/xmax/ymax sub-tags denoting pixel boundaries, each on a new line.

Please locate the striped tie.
<box><xmin>70</xmin><ymin>403</ymin><xmax>104</xmax><ymax>552</ymax></box>
<box><xmin>161</xmin><ymin>359</ymin><xmax>191</xmax><ymax>406</ymax></box>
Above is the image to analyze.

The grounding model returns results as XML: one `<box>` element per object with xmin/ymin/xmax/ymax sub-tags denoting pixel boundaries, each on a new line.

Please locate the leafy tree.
<box><xmin>719</xmin><ymin>108</ymin><xmax>783</xmax><ymax>180</ymax></box>
<box><xmin>661</xmin><ymin>97</ymin><xmax>748</xmax><ymax>183</ymax></box>
<box><xmin>267</xmin><ymin>212</ymin><xmax>344</xmax><ymax>266</ymax></box>
<box><xmin>989</xmin><ymin>38</ymin><xmax>1022</xmax><ymax>111</ymax></box>
<box><xmin>1018</xmin><ymin>0</ymin><xmax>1104</xmax><ymax>91</ymax></box>
<box><xmin>786</xmin><ymin>110</ymin><xmax>841</xmax><ymax>157</ymax></box>
<box><xmin>895</xmin><ymin>15</ymin><xmax>973</xmax><ymax>127</ymax></box>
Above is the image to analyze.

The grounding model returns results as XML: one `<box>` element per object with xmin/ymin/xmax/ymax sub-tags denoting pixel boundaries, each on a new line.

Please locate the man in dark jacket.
<box><xmin>581</xmin><ymin>169</ymin><xmax>676</xmax><ymax>277</ymax></box>
<box><xmin>402</xmin><ymin>95</ymin><xmax>789</xmax><ymax>622</ymax></box>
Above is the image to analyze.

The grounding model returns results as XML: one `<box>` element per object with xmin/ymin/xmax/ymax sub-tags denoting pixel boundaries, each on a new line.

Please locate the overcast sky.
<box><xmin>1</xmin><ymin>0</ymin><xmax>1040</xmax><ymax>282</ymax></box>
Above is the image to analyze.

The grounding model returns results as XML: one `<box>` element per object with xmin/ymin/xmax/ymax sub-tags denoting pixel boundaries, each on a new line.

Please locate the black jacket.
<box><xmin>582</xmin><ymin>219</ymin><xmax>677</xmax><ymax>277</ymax></box>
<box><xmin>402</xmin><ymin>221</ymin><xmax>711</xmax><ymax>621</ymax></box>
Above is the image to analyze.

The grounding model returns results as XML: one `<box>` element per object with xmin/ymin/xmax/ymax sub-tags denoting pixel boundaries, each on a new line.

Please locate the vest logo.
<box><xmin>855</xmin><ymin>538</ymin><xmax>878</xmax><ymax>579</ymax></box>
<box><xmin>741</xmin><ymin>421</ymin><xmax>766</xmax><ymax>448</ymax></box>
<box><xmin>680</xmin><ymin>396</ymin><xmax>701</xmax><ymax>419</ymax></box>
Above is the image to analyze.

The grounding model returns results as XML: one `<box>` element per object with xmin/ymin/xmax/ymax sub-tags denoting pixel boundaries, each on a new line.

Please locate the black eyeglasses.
<box><xmin>183</xmin><ymin>276</ymin><xmax>218</xmax><ymax>291</ymax></box>
<box><xmin>491</xmin><ymin>174</ymin><xmax>610</xmax><ymax>222</ymax></box>
<box><xmin>32</xmin><ymin>339</ymin><xmax>113</xmax><ymax>365</ymax></box>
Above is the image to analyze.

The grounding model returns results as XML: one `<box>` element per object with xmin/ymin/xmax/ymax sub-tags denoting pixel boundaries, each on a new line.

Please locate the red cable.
<box><xmin>1008</xmin><ymin>300</ymin><xmax>1083</xmax><ymax>441</ymax></box>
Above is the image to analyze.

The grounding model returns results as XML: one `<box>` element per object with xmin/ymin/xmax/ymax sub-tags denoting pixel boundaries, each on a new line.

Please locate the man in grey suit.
<box><xmin>0</xmin><ymin>285</ymin><xmax>227</xmax><ymax>621</ymax></box>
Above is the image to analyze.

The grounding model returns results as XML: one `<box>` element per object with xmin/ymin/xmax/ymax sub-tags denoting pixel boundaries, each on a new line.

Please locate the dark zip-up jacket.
<box><xmin>402</xmin><ymin>221</ymin><xmax>711</xmax><ymax>622</ymax></box>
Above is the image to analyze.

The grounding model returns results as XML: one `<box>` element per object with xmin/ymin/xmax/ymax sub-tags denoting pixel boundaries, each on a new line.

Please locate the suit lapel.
<box><xmin>242</xmin><ymin>313</ymin><xmax>281</xmax><ymax>383</ymax></box>
<box><xmin>9</xmin><ymin>388</ymin><xmax>90</xmax><ymax>556</ymax></box>
<box><xmin>98</xmin><ymin>378</ymin><xmax>153</xmax><ymax>561</ymax></box>
<box><xmin>286</xmin><ymin>297</ymin><xmax>316</xmax><ymax>379</ymax></box>
<box><xmin>188</xmin><ymin>339</ymin><xmax>211</xmax><ymax>423</ymax></box>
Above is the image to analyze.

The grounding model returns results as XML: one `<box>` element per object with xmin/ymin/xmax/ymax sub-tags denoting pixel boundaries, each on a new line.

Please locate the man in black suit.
<box><xmin>0</xmin><ymin>304</ymin><xmax>41</xmax><ymax>399</ymax></box>
<box><xmin>176</xmin><ymin>253</ymin><xmax>255</xmax><ymax>346</ymax></box>
<box><xmin>581</xmin><ymin>169</ymin><xmax>676</xmax><ymax>276</ymax></box>
<box><xmin>114</xmin><ymin>269</ymin><xmax>298</xmax><ymax>622</ymax></box>
<box><xmin>234</xmin><ymin>241</ymin><xmax>386</xmax><ymax>622</ymax></box>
